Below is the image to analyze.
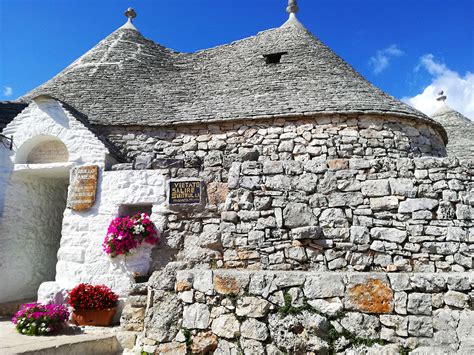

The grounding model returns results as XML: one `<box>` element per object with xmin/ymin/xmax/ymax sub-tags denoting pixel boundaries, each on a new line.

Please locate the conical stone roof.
<box><xmin>21</xmin><ymin>15</ymin><xmax>445</xmax><ymax>139</ymax></box>
<box><xmin>431</xmin><ymin>101</ymin><xmax>473</xmax><ymax>159</ymax></box>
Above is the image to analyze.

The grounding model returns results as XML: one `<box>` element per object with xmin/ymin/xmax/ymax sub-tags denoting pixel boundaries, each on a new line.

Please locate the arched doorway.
<box><xmin>0</xmin><ymin>135</ymin><xmax>70</xmax><ymax>303</ymax></box>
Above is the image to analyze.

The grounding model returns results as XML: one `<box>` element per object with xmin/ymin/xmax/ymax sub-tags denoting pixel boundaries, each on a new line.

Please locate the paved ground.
<box><xmin>0</xmin><ymin>320</ymin><xmax>120</xmax><ymax>354</ymax></box>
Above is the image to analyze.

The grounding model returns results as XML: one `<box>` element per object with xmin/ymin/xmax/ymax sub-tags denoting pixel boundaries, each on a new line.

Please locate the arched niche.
<box><xmin>16</xmin><ymin>135</ymin><xmax>69</xmax><ymax>164</ymax></box>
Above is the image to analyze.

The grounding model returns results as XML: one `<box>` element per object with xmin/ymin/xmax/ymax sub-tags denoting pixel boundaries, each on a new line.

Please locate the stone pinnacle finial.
<box><xmin>125</xmin><ymin>7</ymin><xmax>137</xmax><ymax>22</ymax></box>
<box><xmin>287</xmin><ymin>0</ymin><xmax>299</xmax><ymax>15</ymax></box>
<box><xmin>437</xmin><ymin>90</ymin><xmax>447</xmax><ymax>102</ymax></box>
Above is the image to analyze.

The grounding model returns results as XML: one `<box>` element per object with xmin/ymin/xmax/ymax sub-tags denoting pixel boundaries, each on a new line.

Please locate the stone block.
<box><xmin>408</xmin><ymin>316</ymin><xmax>433</xmax><ymax>337</ymax></box>
<box><xmin>407</xmin><ymin>293</ymin><xmax>432</xmax><ymax>315</ymax></box>
<box><xmin>304</xmin><ymin>274</ymin><xmax>345</xmax><ymax>298</ymax></box>
<box><xmin>182</xmin><ymin>303</ymin><xmax>210</xmax><ymax>329</ymax></box>
<box><xmin>236</xmin><ymin>297</ymin><xmax>271</xmax><ymax>318</ymax></box>
<box><xmin>398</xmin><ymin>198</ymin><xmax>439</xmax><ymax>213</ymax></box>
<box><xmin>361</xmin><ymin>179</ymin><xmax>390</xmax><ymax>197</ymax></box>
<box><xmin>291</xmin><ymin>226</ymin><xmax>322</xmax><ymax>240</ymax></box>
<box><xmin>211</xmin><ymin>314</ymin><xmax>240</xmax><ymax>339</ymax></box>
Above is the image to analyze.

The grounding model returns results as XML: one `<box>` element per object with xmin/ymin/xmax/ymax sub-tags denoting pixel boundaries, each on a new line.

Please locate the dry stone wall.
<box><xmin>102</xmin><ymin>114</ymin><xmax>447</xmax><ymax>166</ymax></box>
<box><xmin>218</xmin><ymin>156</ymin><xmax>473</xmax><ymax>272</ymax></box>
<box><xmin>121</xmin><ymin>267</ymin><xmax>473</xmax><ymax>354</ymax></box>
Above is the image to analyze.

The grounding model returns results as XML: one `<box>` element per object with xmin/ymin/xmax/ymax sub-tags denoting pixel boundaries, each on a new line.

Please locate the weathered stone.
<box><xmin>283</xmin><ymin>202</ymin><xmax>317</xmax><ymax>228</ymax></box>
<box><xmin>207</xmin><ymin>182</ymin><xmax>229</xmax><ymax>205</ymax></box>
<box><xmin>193</xmin><ymin>270</ymin><xmax>214</xmax><ymax>295</ymax></box>
<box><xmin>145</xmin><ymin>291</ymin><xmax>182</xmax><ymax>343</ymax></box>
<box><xmin>408</xmin><ymin>315</ymin><xmax>433</xmax><ymax>337</ymax></box>
<box><xmin>304</xmin><ymin>274</ymin><xmax>345</xmax><ymax>298</ymax></box>
<box><xmin>319</xmin><ymin>208</ymin><xmax>348</xmax><ymax>228</ymax></box>
<box><xmin>394</xmin><ymin>292</ymin><xmax>407</xmax><ymax>315</ymax></box>
<box><xmin>307</xmin><ymin>298</ymin><xmax>343</xmax><ymax>317</ymax></box>
<box><xmin>407</xmin><ymin>293</ymin><xmax>432</xmax><ymax>315</ymax></box>
<box><xmin>236</xmin><ymin>297</ymin><xmax>271</xmax><ymax>318</ymax></box>
<box><xmin>398</xmin><ymin>198</ymin><xmax>439</xmax><ymax>213</ymax></box>
<box><xmin>328</xmin><ymin>192</ymin><xmax>364</xmax><ymax>207</ymax></box>
<box><xmin>346</xmin><ymin>276</ymin><xmax>393</xmax><ymax>314</ymax></box>
<box><xmin>157</xmin><ymin>342</ymin><xmax>187</xmax><ymax>355</ymax></box>
<box><xmin>211</xmin><ymin>314</ymin><xmax>240</xmax><ymax>339</ymax></box>
<box><xmin>268</xmin><ymin>312</ymin><xmax>329</xmax><ymax>352</ymax></box>
<box><xmin>214</xmin><ymin>339</ymin><xmax>239</xmax><ymax>355</ymax></box>
<box><xmin>291</xmin><ymin>226</ymin><xmax>322</xmax><ymax>240</ymax></box>
<box><xmin>444</xmin><ymin>290</ymin><xmax>469</xmax><ymax>308</ymax></box>
<box><xmin>182</xmin><ymin>303</ymin><xmax>210</xmax><ymax>329</ymax></box>
<box><xmin>191</xmin><ymin>331</ymin><xmax>218</xmax><ymax>354</ymax></box>
<box><xmin>240</xmin><ymin>318</ymin><xmax>269</xmax><ymax>341</ymax></box>
<box><xmin>361</xmin><ymin>180</ymin><xmax>390</xmax><ymax>197</ymax></box>
<box><xmin>120</xmin><ymin>304</ymin><xmax>145</xmax><ymax>331</ymax></box>
<box><xmin>240</xmin><ymin>339</ymin><xmax>265</xmax><ymax>354</ymax></box>
<box><xmin>370</xmin><ymin>196</ymin><xmax>399</xmax><ymax>211</ymax></box>
<box><xmin>371</xmin><ymin>227</ymin><xmax>407</xmax><ymax>243</ymax></box>
<box><xmin>266</xmin><ymin>175</ymin><xmax>292</xmax><ymax>191</ymax></box>
<box><xmin>350</xmin><ymin>226</ymin><xmax>370</xmax><ymax>245</ymax></box>
<box><xmin>340</xmin><ymin>312</ymin><xmax>380</xmax><ymax>338</ymax></box>
<box><xmin>293</xmin><ymin>173</ymin><xmax>318</xmax><ymax>193</ymax></box>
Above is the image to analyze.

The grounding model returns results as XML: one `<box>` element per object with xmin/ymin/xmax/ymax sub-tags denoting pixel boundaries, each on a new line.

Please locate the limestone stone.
<box><xmin>328</xmin><ymin>192</ymin><xmax>364</xmax><ymax>207</ymax></box>
<box><xmin>157</xmin><ymin>342</ymin><xmax>187</xmax><ymax>355</ymax></box>
<box><xmin>236</xmin><ymin>297</ymin><xmax>271</xmax><ymax>318</ymax></box>
<box><xmin>182</xmin><ymin>303</ymin><xmax>210</xmax><ymax>329</ymax></box>
<box><xmin>370</xmin><ymin>196</ymin><xmax>399</xmax><ymax>211</ymax></box>
<box><xmin>191</xmin><ymin>331</ymin><xmax>218</xmax><ymax>354</ymax></box>
<box><xmin>398</xmin><ymin>198</ymin><xmax>439</xmax><ymax>213</ymax></box>
<box><xmin>444</xmin><ymin>290</ymin><xmax>469</xmax><ymax>308</ymax></box>
<box><xmin>291</xmin><ymin>226</ymin><xmax>322</xmax><ymax>240</ymax></box>
<box><xmin>407</xmin><ymin>293</ymin><xmax>432</xmax><ymax>315</ymax></box>
<box><xmin>340</xmin><ymin>312</ymin><xmax>380</xmax><ymax>338</ymax></box>
<box><xmin>240</xmin><ymin>339</ymin><xmax>265</xmax><ymax>354</ymax></box>
<box><xmin>307</xmin><ymin>298</ymin><xmax>343</xmax><ymax>317</ymax></box>
<box><xmin>304</xmin><ymin>274</ymin><xmax>345</xmax><ymax>298</ymax></box>
<box><xmin>361</xmin><ymin>179</ymin><xmax>390</xmax><ymax>197</ymax></box>
<box><xmin>211</xmin><ymin>314</ymin><xmax>240</xmax><ymax>339</ymax></box>
<box><xmin>240</xmin><ymin>318</ymin><xmax>269</xmax><ymax>341</ymax></box>
<box><xmin>193</xmin><ymin>270</ymin><xmax>214</xmax><ymax>295</ymax></box>
<box><xmin>345</xmin><ymin>275</ymin><xmax>393</xmax><ymax>314</ymax></box>
<box><xmin>214</xmin><ymin>340</ymin><xmax>239</xmax><ymax>355</ymax></box>
<box><xmin>319</xmin><ymin>208</ymin><xmax>348</xmax><ymax>228</ymax></box>
<box><xmin>283</xmin><ymin>203</ymin><xmax>317</xmax><ymax>228</ymax></box>
<box><xmin>145</xmin><ymin>291</ymin><xmax>182</xmax><ymax>343</ymax></box>
<box><xmin>371</xmin><ymin>227</ymin><xmax>407</xmax><ymax>243</ymax></box>
<box><xmin>120</xmin><ymin>304</ymin><xmax>145</xmax><ymax>331</ymax></box>
<box><xmin>408</xmin><ymin>316</ymin><xmax>433</xmax><ymax>337</ymax></box>
<box><xmin>268</xmin><ymin>312</ymin><xmax>329</xmax><ymax>353</ymax></box>
<box><xmin>350</xmin><ymin>226</ymin><xmax>370</xmax><ymax>245</ymax></box>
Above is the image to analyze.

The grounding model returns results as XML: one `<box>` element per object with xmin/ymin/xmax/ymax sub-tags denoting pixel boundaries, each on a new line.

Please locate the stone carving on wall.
<box><xmin>67</xmin><ymin>165</ymin><xmax>99</xmax><ymax>211</ymax></box>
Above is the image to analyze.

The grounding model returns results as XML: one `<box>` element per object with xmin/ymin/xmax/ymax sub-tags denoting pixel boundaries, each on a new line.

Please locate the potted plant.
<box><xmin>12</xmin><ymin>303</ymin><xmax>69</xmax><ymax>336</ymax></box>
<box><xmin>68</xmin><ymin>283</ymin><xmax>119</xmax><ymax>326</ymax></box>
<box><xmin>102</xmin><ymin>213</ymin><xmax>159</xmax><ymax>276</ymax></box>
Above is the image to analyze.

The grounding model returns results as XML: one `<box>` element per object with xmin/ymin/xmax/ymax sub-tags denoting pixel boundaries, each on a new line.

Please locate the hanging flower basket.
<box><xmin>102</xmin><ymin>213</ymin><xmax>159</xmax><ymax>276</ymax></box>
<box><xmin>68</xmin><ymin>284</ymin><xmax>119</xmax><ymax>327</ymax></box>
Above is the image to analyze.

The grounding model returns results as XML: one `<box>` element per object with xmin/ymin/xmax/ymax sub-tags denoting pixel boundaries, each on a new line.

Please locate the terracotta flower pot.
<box><xmin>71</xmin><ymin>307</ymin><xmax>117</xmax><ymax>326</ymax></box>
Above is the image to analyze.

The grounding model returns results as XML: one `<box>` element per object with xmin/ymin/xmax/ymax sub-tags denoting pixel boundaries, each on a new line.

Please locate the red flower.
<box><xmin>68</xmin><ymin>284</ymin><xmax>118</xmax><ymax>311</ymax></box>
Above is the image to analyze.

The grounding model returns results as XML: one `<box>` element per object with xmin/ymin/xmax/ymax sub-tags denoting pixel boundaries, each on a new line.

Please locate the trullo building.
<box><xmin>0</xmin><ymin>1</ymin><xmax>472</xmax><ymax>353</ymax></box>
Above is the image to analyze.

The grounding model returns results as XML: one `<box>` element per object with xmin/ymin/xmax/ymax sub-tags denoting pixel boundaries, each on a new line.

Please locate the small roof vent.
<box><xmin>263</xmin><ymin>52</ymin><xmax>288</xmax><ymax>64</ymax></box>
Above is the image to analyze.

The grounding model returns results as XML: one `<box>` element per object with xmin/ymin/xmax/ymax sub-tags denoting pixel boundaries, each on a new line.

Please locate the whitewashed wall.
<box><xmin>0</xmin><ymin>97</ymin><xmax>117</xmax><ymax>303</ymax></box>
<box><xmin>55</xmin><ymin>170</ymin><xmax>167</xmax><ymax>298</ymax></box>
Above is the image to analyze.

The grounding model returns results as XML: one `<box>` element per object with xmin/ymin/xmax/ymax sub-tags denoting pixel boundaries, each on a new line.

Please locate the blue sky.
<box><xmin>1</xmin><ymin>0</ymin><xmax>473</xmax><ymax>118</ymax></box>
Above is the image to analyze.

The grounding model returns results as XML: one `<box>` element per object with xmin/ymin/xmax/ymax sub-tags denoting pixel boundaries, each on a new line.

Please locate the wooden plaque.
<box><xmin>67</xmin><ymin>165</ymin><xmax>99</xmax><ymax>211</ymax></box>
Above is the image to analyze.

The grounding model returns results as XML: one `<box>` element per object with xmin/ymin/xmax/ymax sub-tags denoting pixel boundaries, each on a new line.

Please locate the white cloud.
<box><xmin>3</xmin><ymin>86</ymin><xmax>13</xmax><ymax>97</ymax></box>
<box><xmin>369</xmin><ymin>44</ymin><xmax>404</xmax><ymax>74</ymax></box>
<box><xmin>403</xmin><ymin>54</ymin><xmax>474</xmax><ymax>120</ymax></box>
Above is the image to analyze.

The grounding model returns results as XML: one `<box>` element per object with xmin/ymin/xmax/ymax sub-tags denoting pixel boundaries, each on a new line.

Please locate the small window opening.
<box><xmin>263</xmin><ymin>52</ymin><xmax>288</xmax><ymax>64</ymax></box>
<box><xmin>118</xmin><ymin>204</ymin><xmax>152</xmax><ymax>217</ymax></box>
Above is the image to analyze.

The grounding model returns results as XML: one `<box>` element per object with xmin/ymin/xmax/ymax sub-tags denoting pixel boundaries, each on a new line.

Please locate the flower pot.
<box><xmin>71</xmin><ymin>307</ymin><xmax>116</xmax><ymax>326</ymax></box>
<box><xmin>123</xmin><ymin>244</ymin><xmax>154</xmax><ymax>276</ymax></box>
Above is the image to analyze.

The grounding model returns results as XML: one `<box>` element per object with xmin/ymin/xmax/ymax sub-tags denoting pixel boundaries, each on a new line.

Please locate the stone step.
<box><xmin>0</xmin><ymin>321</ymin><xmax>121</xmax><ymax>355</ymax></box>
